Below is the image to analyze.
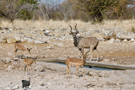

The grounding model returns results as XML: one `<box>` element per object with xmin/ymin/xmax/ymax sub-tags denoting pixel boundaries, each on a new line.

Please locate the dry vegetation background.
<box><xmin>0</xmin><ymin>19</ymin><xmax>135</xmax><ymax>32</ymax></box>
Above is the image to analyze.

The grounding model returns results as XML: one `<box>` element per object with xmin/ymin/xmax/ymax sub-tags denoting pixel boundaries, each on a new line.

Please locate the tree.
<box><xmin>67</xmin><ymin>0</ymin><xmax>128</xmax><ymax>22</ymax></box>
<box><xmin>0</xmin><ymin>0</ymin><xmax>39</xmax><ymax>21</ymax></box>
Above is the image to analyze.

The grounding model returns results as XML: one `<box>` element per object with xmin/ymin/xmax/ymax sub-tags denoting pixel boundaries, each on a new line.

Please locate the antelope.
<box><xmin>21</xmin><ymin>56</ymin><xmax>37</xmax><ymax>72</ymax></box>
<box><xmin>69</xmin><ymin>24</ymin><xmax>99</xmax><ymax>61</ymax></box>
<box><xmin>14</xmin><ymin>43</ymin><xmax>32</xmax><ymax>54</ymax></box>
<box><xmin>65</xmin><ymin>51</ymin><xmax>89</xmax><ymax>75</ymax></box>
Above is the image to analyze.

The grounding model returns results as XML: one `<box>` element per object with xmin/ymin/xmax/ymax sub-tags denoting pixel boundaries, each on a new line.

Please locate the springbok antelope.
<box><xmin>14</xmin><ymin>43</ymin><xmax>32</xmax><ymax>54</ymax></box>
<box><xmin>21</xmin><ymin>56</ymin><xmax>37</xmax><ymax>72</ymax></box>
<box><xmin>65</xmin><ymin>51</ymin><xmax>89</xmax><ymax>75</ymax></box>
<box><xmin>69</xmin><ymin>24</ymin><xmax>99</xmax><ymax>61</ymax></box>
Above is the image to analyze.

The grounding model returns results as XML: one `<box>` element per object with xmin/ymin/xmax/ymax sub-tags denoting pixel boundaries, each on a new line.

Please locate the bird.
<box><xmin>22</xmin><ymin>78</ymin><xmax>30</xmax><ymax>88</ymax></box>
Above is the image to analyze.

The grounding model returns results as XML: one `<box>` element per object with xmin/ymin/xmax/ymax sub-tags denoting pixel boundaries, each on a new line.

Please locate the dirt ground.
<box><xmin>0</xmin><ymin>40</ymin><xmax>135</xmax><ymax>90</ymax></box>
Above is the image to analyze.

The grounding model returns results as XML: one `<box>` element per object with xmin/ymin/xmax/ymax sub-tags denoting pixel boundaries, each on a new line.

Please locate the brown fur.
<box><xmin>65</xmin><ymin>54</ymin><xmax>87</xmax><ymax>75</ymax></box>
<box><xmin>14</xmin><ymin>43</ymin><xmax>32</xmax><ymax>54</ymax></box>
<box><xmin>23</xmin><ymin>58</ymin><xmax>36</xmax><ymax>72</ymax></box>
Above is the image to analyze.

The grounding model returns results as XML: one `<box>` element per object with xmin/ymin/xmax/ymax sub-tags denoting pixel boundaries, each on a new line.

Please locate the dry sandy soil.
<box><xmin>0</xmin><ymin>20</ymin><xmax>135</xmax><ymax>90</ymax></box>
<box><xmin>0</xmin><ymin>40</ymin><xmax>135</xmax><ymax>90</ymax></box>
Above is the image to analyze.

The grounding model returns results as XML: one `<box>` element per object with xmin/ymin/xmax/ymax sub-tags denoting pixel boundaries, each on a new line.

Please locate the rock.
<box><xmin>0</xmin><ymin>38</ymin><xmax>7</xmax><ymax>43</ymax></box>
<box><xmin>12</xmin><ymin>85</ymin><xmax>19</xmax><ymax>90</ymax></box>
<box><xmin>104</xmin><ymin>59</ymin><xmax>110</xmax><ymax>62</ymax></box>
<box><xmin>98</xmin><ymin>37</ymin><xmax>105</xmax><ymax>41</ymax></box>
<box><xmin>12</xmin><ymin>61</ymin><xmax>19</xmax><ymax>66</ymax></box>
<box><xmin>5</xmin><ymin>87</ymin><xmax>11</xmax><ymax>90</ymax></box>
<box><xmin>14</xmin><ymin>36</ymin><xmax>21</xmax><ymax>41</ymax></box>
<box><xmin>87</xmin><ymin>71</ymin><xmax>96</xmax><ymax>77</ymax></box>
<box><xmin>5</xmin><ymin>58</ymin><xmax>11</xmax><ymax>64</ymax></box>
<box><xmin>9</xmin><ymin>28</ymin><xmax>14</xmax><ymax>31</ymax></box>
<box><xmin>45</xmin><ymin>46</ymin><xmax>53</xmax><ymax>50</ymax></box>
<box><xmin>43</xmin><ymin>30</ymin><xmax>50</xmax><ymax>36</ymax></box>
<box><xmin>6</xmin><ymin>65</ymin><xmax>15</xmax><ymax>71</ymax></box>
<box><xmin>40</xmin><ymin>83</ymin><xmax>45</xmax><ymax>86</ymax></box>
<box><xmin>115</xmin><ymin>39</ymin><xmax>121</xmax><ymax>43</ymax></box>
<box><xmin>107</xmin><ymin>38</ymin><xmax>115</xmax><ymax>43</ymax></box>
<box><xmin>26</xmin><ymin>37</ymin><xmax>33</xmax><ymax>43</ymax></box>
<box><xmin>130</xmin><ymin>38</ymin><xmax>135</xmax><ymax>42</ymax></box>
<box><xmin>123</xmin><ymin>39</ymin><xmax>128</xmax><ymax>42</ymax></box>
<box><xmin>34</xmin><ymin>40</ymin><xmax>44</xmax><ymax>44</ymax></box>
<box><xmin>117</xmin><ymin>33</ymin><xmax>134</xmax><ymax>39</ymax></box>
<box><xmin>36</xmin><ymin>66</ymin><xmax>45</xmax><ymax>72</ymax></box>
<box><xmin>57</xmin><ymin>43</ymin><xmax>64</xmax><ymax>47</ymax></box>
<box><xmin>47</xmin><ymin>82</ymin><xmax>51</xmax><ymax>85</ymax></box>
<box><xmin>8</xmin><ymin>52</ymin><xmax>13</xmax><ymax>57</ymax></box>
<box><xmin>6</xmin><ymin>38</ymin><xmax>18</xmax><ymax>43</ymax></box>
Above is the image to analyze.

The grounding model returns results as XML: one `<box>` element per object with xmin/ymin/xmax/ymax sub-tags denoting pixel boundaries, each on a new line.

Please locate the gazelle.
<box><xmin>21</xmin><ymin>56</ymin><xmax>37</xmax><ymax>72</ymax></box>
<box><xmin>65</xmin><ymin>51</ymin><xmax>89</xmax><ymax>75</ymax></box>
<box><xmin>14</xmin><ymin>43</ymin><xmax>32</xmax><ymax>54</ymax></box>
<box><xmin>69</xmin><ymin>24</ymin><xmax>99</xmax><ymax>61</ymax></box>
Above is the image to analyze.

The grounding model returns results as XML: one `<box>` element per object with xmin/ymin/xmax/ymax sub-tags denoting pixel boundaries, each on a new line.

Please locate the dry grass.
<box><xmin>0</xmin><ymin>19</ymin><xmax>135</xmax><ymax>32</ymax></box>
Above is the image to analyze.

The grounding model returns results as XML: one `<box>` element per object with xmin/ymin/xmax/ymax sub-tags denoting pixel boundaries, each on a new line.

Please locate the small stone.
<box><xmin>43</xmin><ymin>30</ymin><xmax>50</xmax><ymax>36</ymax></box>
<box><xmin>5</xmin><ymin>87</ymin><xmax>11</xmax><ymax>90</ymax></box>
<box><xmin>6</xmin><ymin>65</ymin><xmax>15</xmax><ymax>71</ymax></box>
<box><xmin>40</xmin><ymin>83</ymin><xmax>44</xmax><ymax>86</ymax></box>
<box><xmin>57</xmin><ymin>43</ymin><xmax>64</xmax><ymax>47</ymax></box>
<box><xmin>47</xmin><ymin>82</ymin><xmax>51</xmax><ymax>85</ymax></box>
<box><xmin>130</xmin><ymin>38</ymin><xmax>135</xmax><ymax>42</ymax></box>
<box><xmin>115</xmin><ymin>39</ymin><xmax>121</xmax><ymax>43</ymax></box>
<box><xmin>5</xmin><ymin>58</ymin><xmax>11</xmax><ymax>64</ymax></box>
<box><xmin>34</xmin><ymin>40</ymin><xmax>44</xmax><ymax>44</ymax></box>
<box><xmin>6</xmin><ymin>38</ymin><xmax>18</xmax><ymax>43</ymax></box>
<box><xmin>45</xmin><ymin>46</ymin><xmax>52</xmax><ymax>50</ymax></box>
<box><xmin>12</xmin><ymin>85</ymin><xmax>19</xmax><ymax>90</ymax></box>
<box><xmin>36</xmin><ymin>66</ymin><xmax>45</xmax><ymax>72</ymax></box>
<box><xmin>123</xmin><ymin>39</ymin><xmax>128</xmax><ymax>42</ymax></box>
<box><xmin>107</xmin><ymin>38</ymin><xmax>115</xmax><ymax>43</ymax></box>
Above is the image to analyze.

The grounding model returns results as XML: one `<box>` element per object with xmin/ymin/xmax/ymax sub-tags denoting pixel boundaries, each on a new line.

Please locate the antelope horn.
<box><xmin>75</xmin><ymin>24</ymin><xmax>79</xmax><ymax>33</ymax></box>
<box><xmin>69</xmin><ymin>25</ymin><xmax>72</xmax><ymax>32</ymax></box>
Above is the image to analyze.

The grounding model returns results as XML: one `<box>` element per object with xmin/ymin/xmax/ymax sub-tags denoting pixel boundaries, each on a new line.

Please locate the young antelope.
<box><xmin>23</xmin><ymin>57</ymin><xmax>37</xmax><ymax>72</ymax></box>
<box><xmin>14</xmin><ymin>43</ymin><xmax>32</xmax><ymax>54</ymax></box>
<box><xmin>65</xmin><ymin>53</ymin><xmax>88</xmax><ymax>75</ymax></box>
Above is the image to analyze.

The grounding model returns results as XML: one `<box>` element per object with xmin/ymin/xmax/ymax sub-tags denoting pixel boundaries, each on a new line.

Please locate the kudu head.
<box><xmin>69</xmin><ymin>24</ymin><xmax>79</xmax><ymax>37</ymax></box>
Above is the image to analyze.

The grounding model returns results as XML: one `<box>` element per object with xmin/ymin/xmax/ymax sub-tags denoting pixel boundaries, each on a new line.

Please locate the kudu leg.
<box><xmin>95</xmin><ymin>49</ymin><xmax>100</xmax><ymax>61</ymax></box>
<box><xmin>89</xmin><ymin>46</ymin><xmax>93</xmax><ymax>61</ymax></box>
